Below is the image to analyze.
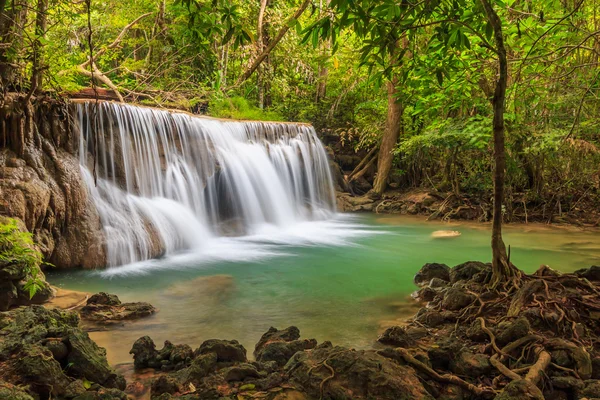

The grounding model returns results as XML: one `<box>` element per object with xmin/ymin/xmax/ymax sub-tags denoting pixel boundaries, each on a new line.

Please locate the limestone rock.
<box><xmin>414</xmin><ymin>263</ymin><xmax>450</xmax><ymax>287</ymax></box>
<box><xmin>286</xmin><ymin>345</ymin><xmax>434</xmax><ymax>400</ymax></box>
<box><xmin>80</xmin><ymin>292</ymin><xmax>156</xmax><ymax>323</ymax></box>
<box><xmin>196</xmin><ymin>339</ymin><xmax>247</xmax><ymax>363</ymax></box>
<box><xmin>254</xmin><ymin>326</ymin><xmax>317</xmax><ymax>367</ymax></box>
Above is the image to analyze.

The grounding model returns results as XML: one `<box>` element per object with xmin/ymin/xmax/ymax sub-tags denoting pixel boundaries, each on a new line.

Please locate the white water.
<box><xmin>75</xmin><ymin>102</ymin><xmax>349</xmax><ymax>270</ymax></box>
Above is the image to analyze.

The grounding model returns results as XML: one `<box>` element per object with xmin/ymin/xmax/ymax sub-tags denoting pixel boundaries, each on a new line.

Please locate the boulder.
<box><xmin>254</xmin><ymin>327</ymin><xmax>316</xmax><ymax>367</ymax></box>
<box><xmin>378</xmin><ymin>326</ymin><xmax>415</xmax><ymax>348</ymax></box>
<box><xmin>175</xmin><ymin>353</ymin><xmax>218</xmax><ymax>384</ymax></box>
<box><xmin>223</xmin><ymin>363</ymin><xmax>262</xmax><ymax>382</ymax></box>
<box><xmin>196</xmin><ymin>339</ymin><xmax>247</xmax><ymax>363</ymax></box>
<box><xmin>0</xmin><ymin>382</ymin><xmax>35</xmax><ymax>400</ymax></box>
<box><xmin>286</xmin><ymin>345</ymin><xmax>434</xmax><ymax>399</ymax></box>
<box><xmin>130</xmin><ymin>337</ymin><xmax>193</xmax><ymax>371</ymax></box>
<box><xmin>80</xmin><ymin>292</ymin><xmax>156</xmax><ymax>323</ymax></box>
<box><xmin>450</xmin><ymin>351</ymin><xmax>492</xmax><ymax>378</ymax></box>
<box><xmin>152</xmin><ymin>375</ymin><xmax>181</xmax><ymax>397</ymax></box>
<box><xmin>450</xmin><ymin>261</ymin><xmax>490</xmax><ymax>283</ymax></box>
<box><xmin>414</xmin><ymin>263</ymin><xmax>450</xmax><ymax>287</ymax></box>
<box><xmin>575</xmin><ymin>266</ymin><xmax>600</xmax><ymax>281</ymax></box>
<box><xmin>0</xmin><ymin>306</ymin><xmax>125</xmax><ymax>399</ymax></box>
<box><xmin>493</xmin><ymin>379</ymin><xmax>544</xmax><ymax>400</ymax></box>
<box><xmin>496</xmin><ymin>317</ymin><xmax>530</xmax><ymax>346</ymax></box>
<box><xmin>442</xmin><ymin>288</ymin><xmax>475</xmax><ymax>311</ymax></box>
<box><xmin>581</xmin><ymin>379</ymin><xmax>600</xmax><ymax>398</ymax></box>
<box><xmin>65</xmin><ymin>330</ymin><xmax>127</xmax><ymax>390</ymax></box>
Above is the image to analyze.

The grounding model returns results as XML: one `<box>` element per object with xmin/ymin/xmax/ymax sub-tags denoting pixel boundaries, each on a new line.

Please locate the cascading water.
<box><xmin>75</xmin><ymin>101</ymin><xmax>337</xmax><ymax>268</ymax></box>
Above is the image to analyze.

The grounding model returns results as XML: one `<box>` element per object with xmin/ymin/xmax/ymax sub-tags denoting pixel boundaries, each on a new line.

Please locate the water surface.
<box><xmin>48</xmin><ymin>214</ymin><xmax>600</xmax><ymax>365</ymax></box>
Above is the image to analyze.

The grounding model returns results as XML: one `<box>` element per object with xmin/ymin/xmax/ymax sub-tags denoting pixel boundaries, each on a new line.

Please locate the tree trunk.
<box><xmin>315</xmin><ymin>0</ymin><xmax>330</xmax><ymax>103</ymax></box>
<box><xmin>372</xmin><ymin>76</ymin><xmax>402</xmax><ymax>195</ymax></box>
<box><xmin>30</xmin><ymin>0</ymin><xmax>48</xmax><ymax>93</ymax></box>
<box><xmin>256</xmin><ymin>0</ymin><xmax>271</xmax><ymax>109</ymax></box>
<box><xmin>480</xmin><ymin>0</ymin><xmax>520</xmax><ymax>287</ymax></box>
<box><xmin>236</xmin><ymin>0</ymin><xmax>311</xmax><ymax>86</ymax></box>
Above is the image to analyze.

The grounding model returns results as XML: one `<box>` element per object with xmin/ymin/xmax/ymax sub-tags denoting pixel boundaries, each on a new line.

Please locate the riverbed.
<box><xmin>47</xmin><ymin>214</ymin><xmax>600</xmax><ymax>365</ymax></box>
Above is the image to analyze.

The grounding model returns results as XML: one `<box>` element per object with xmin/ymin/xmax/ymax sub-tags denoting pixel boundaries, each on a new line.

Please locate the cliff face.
<box><xmin>0</xmin><ymin>93</ymin><xmax>105</xmax><ymax>269</ymax></box>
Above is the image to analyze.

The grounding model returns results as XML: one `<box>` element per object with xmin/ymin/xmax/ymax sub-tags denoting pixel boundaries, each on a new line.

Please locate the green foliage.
<box><xmin>209</xmin><ymin>96</ymin><xmax>284</xmax><ymax>121</ymax></box>
<box><xmin>0</xmin><ymin>218</ymin><xmax>48</xmax><ymax>299</ymax></box>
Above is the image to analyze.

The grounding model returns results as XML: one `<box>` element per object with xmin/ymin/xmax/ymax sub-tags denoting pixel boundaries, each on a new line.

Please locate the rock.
<box><xmin>429</xmin><ymin>277</ymin><xmax>448</xmax><ymax>288</ymax></box>
<box><xmin>223</xmin><ymin>363</ymin><xmax>262</xmax><ymax>382</ymax></box>
<box><xmin>414</xmin><ymin>263</ymin><xmax>450</xmax><ymax>287</ymax></box>
<box><xmin>466</xmin><ymin>320</ymin><xmax>487</xmax><ymax>342</ymax></box>
<box><xmin>441</xmin><ymin>288</ymin><xmax>475</xmax><ymax>311</ymax></box>
<box><xmin>378</xmin><ymin>326</ymin><xmax>415</xmax><ymax>347</ymax></box>
<box><xmin>196</xmin><ymin>339</ymin><xmax>247</xmax><ymax>362</ymax></box>
<box><xmin>414</xmin><ymin>309</ymin><xmax>447</xmax><ymax>327</ymax></box>
<box><xmin>575</xmin><ymin>266</ymin><xmax>600</xmax><ymax>281</ymax></box>
<box><xmin>427</xmin><ymin>337</ymin><xmax>461</xmax><ymax>371</ymax></box>
<box><xmin>0</xmin><ymin>382</ymin><xmax>35</xmax><ymax>400</ymax></box>
<box><xmin>551</xmin><ymin>376</ymin><xmax>585</xmax><ymax>390</ymax></box>
<box><xmin>0</xmin><ymin>306</ymin><xmax>124</xmax><ymax>399</ymax></box>
<box><xmin>130</xmin><ymin>336</ymin><xmax>159</xmax><ymax>369</ymax></box>
<box><xmin>254</xmin><ymin>326</ymin><xmax>317</xmax><ymax>367</ymax></box>
<box><xmin>450</xmin><ymin>351</ymin><xmax>491</xmax><ymax>378</ymax></box>
<box><xmin>152</xmin><ymin>375</ymin><xmax>181</xmax><ymax>397</ymax></box>
<box><xmin>581</xmin><ymin>380</ymin><xmax>600</xmax><ymax>398</ymax></box>
<box><xmin>175</xmin><ymin>352</ymin><xmax>218</xmax><ymax>384</ymax></box>
<box><xmin>0</xmin><ymin>280</ymin><xmax>18</xmax><ymax>311</ymax></box>
<box><xmin>130</xmin><ymin>337</ymin><xmax>192</xmax><ymax>371</ymax></box>
<box><xmin>413</xmin><ymin>287</ymin><xmax>437</xmax><ymax>302</ymax></box>
<box><xmin>87</xmin><ymin>292</ymin><xmax>121</xmax><ymax>306</ymax></box>
<box><xmin>286</xmin><ymin>345</ymin><xmax>435</xmax><ymax>399</ymax></box>
<box><xmin>592</xmin><ymin>357</ymin><xmax>600</xmax><ymax>379</ymax></box>
<box><xmin>494</xmin><ymin>379</ymin><xmax>544</xmax><ymax>400</ymax></box>
<box><xmin>80</xmin><ymin>292</ymin><xmax>156</xmax><ymax>323</ymax></box>
<box><xmin>450</xmin><ymin>261</ymin><xmax>490</xmax><ymax>283</ymax></box>
<box><xmin>496</xmin><ymin>317</ymin><xmax>530</xmax><ymax>346</ymax></box>
<box><xmin>44</xmin><ymin>338</ymin><xmax>69</xmax><ymax>361</ymax></box>
<box><xmin>431</xmin><ymin>230</ymin><xmax>461</xmax><ymax>239</ymax></box>
<box><xmin>66</xmin><ymin>330</ymin><xmax>127</xmax><ymax>390</ymax></box>
<box><xmin>15</xmin><ymin>344</ymin><xmax>72</xmax><ymax>396</ymax></box>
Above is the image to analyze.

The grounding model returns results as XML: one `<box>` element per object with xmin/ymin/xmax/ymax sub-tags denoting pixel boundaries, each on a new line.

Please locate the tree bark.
<box><xmin>236</xmin><ymin>0</ymin><xmax>311</xmax><ymax>86</ymax></box>
<box><xmin>372</xmin><ymin>77</ymin><xmax>402</xmax><ymax>194</ymax></box>
<box><xmin>30</xmin><ymin>0</ymin><xmax>48</xmax><ymax>93</ymax></box>
<box><xmin>480</xmin><ymin>0</ymin><xmax>520</xmax><ymax>286</ymax></box>
<box><xmin>256</xmin><ymin>0</ymin><xmax>270</xmax><ymax>109</ymax></box>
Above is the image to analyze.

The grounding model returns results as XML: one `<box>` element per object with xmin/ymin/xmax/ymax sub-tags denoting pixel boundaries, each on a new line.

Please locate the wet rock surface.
<box><xmin>79</xmin><ymin>292</ymin><xmax>156</xmax><ymax>323</ymax></box>
<box><xmin>0</xmin><ymin>305</ymin><xmax>126</xmax><ymax>399</ymax></box>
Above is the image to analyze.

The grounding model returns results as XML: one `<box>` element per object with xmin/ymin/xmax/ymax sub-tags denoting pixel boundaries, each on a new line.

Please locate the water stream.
<box><xmin>62</xmin><ymin>102</ymin><xmax>600</xmax><ymax>365</ymax></box>
<box><xmin>48</xmin><ymin>215</ymin><xmax>600</xmax><ymax>365</ymax></box>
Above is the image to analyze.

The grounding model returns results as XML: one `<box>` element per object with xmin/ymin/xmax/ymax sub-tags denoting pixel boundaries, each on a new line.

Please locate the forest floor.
<box><xmin>336</xmin><ymin>188</ymin><xmax>600</xmax><ymax>227</ymax></box>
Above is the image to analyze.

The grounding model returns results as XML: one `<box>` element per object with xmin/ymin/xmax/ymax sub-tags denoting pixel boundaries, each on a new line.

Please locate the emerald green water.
<box><xmin>47</xmin><ymin>214</ymin><xmax>600</xmax><ymax>365</ymax></box>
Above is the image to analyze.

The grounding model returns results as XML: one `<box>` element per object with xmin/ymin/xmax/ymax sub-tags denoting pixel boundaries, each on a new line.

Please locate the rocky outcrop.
<box><xmin>79</xmin><ymin>292</ymin><xmax>156</xmax><ymax>323</ymax></box>
<box><xmin>0</xmin><ymin>305</ymin><xmax>126</xmax><ymax>399</ymax></box>
<box><xmin>131</xmin><ymin>327</ymin><xmax>434</xmax><ymax>400</ymax></box>
<box><xmin>0</xmin><ymin>93</ymin><xmax>105</xmax><ymax>269</ymax></box>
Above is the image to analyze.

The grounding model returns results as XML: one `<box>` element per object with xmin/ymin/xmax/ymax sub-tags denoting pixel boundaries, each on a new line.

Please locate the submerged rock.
<box><xmin>80</xmin><ymin>292</ymin><xmax>156</xmax><ymax>323</ymax></box>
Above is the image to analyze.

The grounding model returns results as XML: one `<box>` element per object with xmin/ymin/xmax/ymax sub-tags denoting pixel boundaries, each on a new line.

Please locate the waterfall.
<box><xmin>75</xmin><ymin>101</ymin><xmax>336</xmax><ymax>268</ymax></box>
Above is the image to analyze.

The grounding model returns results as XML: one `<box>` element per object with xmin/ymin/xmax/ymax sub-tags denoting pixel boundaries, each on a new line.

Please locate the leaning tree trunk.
<box><xmin>372</xmin><ymin>76</ymin><xmax>402</xmax><ymax>195</ymax></box>
<box><xmin>481</xmin><ymin>0</ymin><xmax>520</xmax><ymax>287</ymax></box>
